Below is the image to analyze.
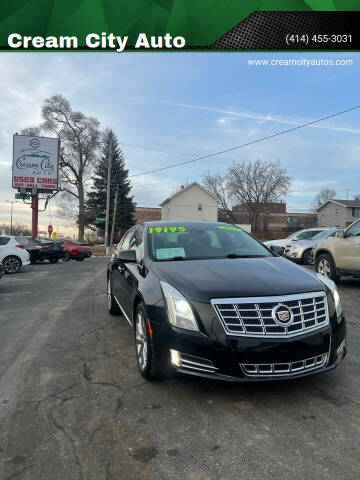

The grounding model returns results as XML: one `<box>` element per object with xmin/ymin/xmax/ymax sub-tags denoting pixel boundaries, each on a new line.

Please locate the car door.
<box><xmin>110</xmin><ymin>228</ymin><xmax>134</xmax><ymax>317</ymax></box>
<box><xmin>339</xmin><ymin>221</ymin><xmax>360</xmax><ymax>271</ymax></box>
<box><xmin>119</xmin><ymin>227</ymin><xmax>144</xmax><ymax>320</ymax></box>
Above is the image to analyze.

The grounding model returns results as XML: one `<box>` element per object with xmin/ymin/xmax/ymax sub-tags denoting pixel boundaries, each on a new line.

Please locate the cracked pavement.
<box><xmin>0</xmin><ymin>258</ymin><xmax>359</xmax><ymax>479</ymax></box>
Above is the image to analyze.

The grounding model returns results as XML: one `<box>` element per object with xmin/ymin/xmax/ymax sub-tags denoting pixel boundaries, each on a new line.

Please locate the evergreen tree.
<box><xmin>86</xmin><ymin>129</ymin><xmax>136</xmax><ymax>239</ymax></box>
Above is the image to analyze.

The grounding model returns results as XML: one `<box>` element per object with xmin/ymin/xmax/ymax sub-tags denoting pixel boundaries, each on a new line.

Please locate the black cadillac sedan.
<box><xmin>107</xmin><ymin>221</ymin><xmax>346</xmax><ymax>382</ymax></box>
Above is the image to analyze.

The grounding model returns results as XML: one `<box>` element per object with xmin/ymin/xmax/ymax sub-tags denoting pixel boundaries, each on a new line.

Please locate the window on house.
<box><xmin>335</xmin><ymin>208</ymin><xmax>339</xmax><ymax>215</ymax></box>
<box><xmin>352</xmin><ymin>207</ymin><xmax>360</xmax><ymax>217</ymax></box>
<box><xmin>197</xmin><ymin>203</ymin><xmax>203</xmax><ymax>211</ymax></box>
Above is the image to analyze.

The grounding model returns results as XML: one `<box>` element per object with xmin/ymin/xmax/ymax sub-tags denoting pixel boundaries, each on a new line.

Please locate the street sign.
<box><xmin>52</xmin><ymin>232</ymin><xmax>57</xmax><ymax>239</ymax></box>
<box><xmin>96</xmin><ymin>217</ymin><xmax>106</xmax><ymax>221</ymax></box>
<box><xmin>48</xmin><ymin>224</ymin><xmax>53</xmax><ymax>234</ymax></box>
<box><xmin>15</xmin><ymin>193</ymin><xmax>30</xmax><ymax>199</ymax></box>
<box><xmin>12</xmin><ymin>134</ymin><xmax>59</xmax><ymax>192</ymax></box>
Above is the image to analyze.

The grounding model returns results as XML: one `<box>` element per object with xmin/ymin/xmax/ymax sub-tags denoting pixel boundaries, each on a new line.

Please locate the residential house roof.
<box><xmin>159</xmin><ymin>181</ymin><xmax>218</xmax><ymax>207</ymax></box>
<box><xmin>317</xmin><ymin>199</ymin><xmax>360</xmax><ymax>211</ymax></box>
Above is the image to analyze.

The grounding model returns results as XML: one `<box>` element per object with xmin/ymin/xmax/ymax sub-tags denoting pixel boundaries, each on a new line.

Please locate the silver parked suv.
<box><xmin>284</xmin><ymin>228</ymin><xmax>343</xmax><ymax>265</ymax></box>
<box><xmin>315</xmin><ymin>219</ymin><xmax>360</xmax><ymax>282</ymax></box>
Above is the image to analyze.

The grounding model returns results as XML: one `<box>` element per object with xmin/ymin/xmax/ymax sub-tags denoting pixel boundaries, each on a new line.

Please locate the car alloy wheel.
<box><xmin>135</xmin><ymin>310</ymin><xmax>148</xmax><ymax>372</ymax></box>
<box><xmin>3</xmin><ymin>256</ymin><xmax>21</xmax><ymax>274</ymax></box>
<box><xmin>317</xmin><ymin>258</ymin><xmax>331</xmax><ymax>277</ymax></box>
<box><xmin>64</xmin><ymin>251</ymin><xmax>71</xmax><ymax>261</ymax></box>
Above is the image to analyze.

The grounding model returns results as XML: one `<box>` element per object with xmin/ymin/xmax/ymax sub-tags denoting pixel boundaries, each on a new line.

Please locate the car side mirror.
<box><xmin>270</xmin><ymin>245</ymin><xmax>283</xmax><ymax>255</ymax></box>
<box><xmin>117</xmin><ymin>249</ymin><xmax>137</xmax><ymax>263</ymax></box>
<box><xmin>335</xmin><ymin>231</ymin><xmax>345</xmax><ymax>238</ymax></box>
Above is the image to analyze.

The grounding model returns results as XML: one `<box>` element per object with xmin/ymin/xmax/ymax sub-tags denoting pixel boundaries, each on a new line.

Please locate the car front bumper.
<box><xmin>149</xmin><ymin>302</ymin><xmax>346</xmax><ymax>382</ymax></box>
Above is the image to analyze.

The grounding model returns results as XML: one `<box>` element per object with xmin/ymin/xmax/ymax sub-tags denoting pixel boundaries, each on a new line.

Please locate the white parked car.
<box><xmin>0</xmin><ymin>235</ymin><xmax>30</xmax><ymax>274</ymax></box>
<box><xmin>263</xmin><ymin>228</ymin><xmax>327</xmax><ymax>253</ymax></box>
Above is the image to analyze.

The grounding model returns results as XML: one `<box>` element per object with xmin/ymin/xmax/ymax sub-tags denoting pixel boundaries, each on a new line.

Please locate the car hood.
<box><xmin>150</xmin><ymin>256</ymin><xmax>324</xmax><ymax>302</ymax></box>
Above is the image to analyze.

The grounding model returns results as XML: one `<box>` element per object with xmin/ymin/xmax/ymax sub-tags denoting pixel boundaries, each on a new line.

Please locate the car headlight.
<box><xmin>160</xmin><ymin>281</ymin><xmax>199</xmax><ymax>331</ymax></box>
<box><xmin>316</xmin><ymin>273</ymin><xmax>343</xmax><ymax>317</ymax></box>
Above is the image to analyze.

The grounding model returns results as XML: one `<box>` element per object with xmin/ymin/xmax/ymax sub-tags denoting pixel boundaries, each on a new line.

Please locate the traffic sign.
<box><xmin>48</xmin><ymin>224</ymin><xmax>53</xmax><ymax>234</ymax></box>
<box><xmin>96</xmin><ymin>217</ymin><xmax>106</xmax><ymax>221</ymax></box>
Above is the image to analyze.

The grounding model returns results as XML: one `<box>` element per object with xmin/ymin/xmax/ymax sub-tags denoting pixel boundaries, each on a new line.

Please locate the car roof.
<box><xmin>143</xmin><ymin>220</ymin><xmax>236</xmax><ymax>228</ymax></box>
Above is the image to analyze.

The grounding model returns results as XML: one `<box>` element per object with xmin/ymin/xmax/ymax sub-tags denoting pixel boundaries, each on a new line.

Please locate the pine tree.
<box><xmin>86</xmin><ymin>129</ymin><xmax>136</xmax><ymax>240</ymax></box>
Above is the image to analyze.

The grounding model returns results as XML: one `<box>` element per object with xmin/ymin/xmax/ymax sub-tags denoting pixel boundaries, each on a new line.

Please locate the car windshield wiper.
<box><xmin>225</xmin><ymin>254</ymin><xmax>267</xmax><ymax>258</ymax></box>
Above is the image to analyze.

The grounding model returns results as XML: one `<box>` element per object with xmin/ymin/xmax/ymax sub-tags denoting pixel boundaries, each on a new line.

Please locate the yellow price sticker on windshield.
<box><xmin>217</xmin><ymin>226</ymin><xmax>242</xmax><ymax>231</ymax></box>
<box><xmin>149</xmin><ymin>226</ymin><xmax>187</xmax><ymax>234</ymax></box>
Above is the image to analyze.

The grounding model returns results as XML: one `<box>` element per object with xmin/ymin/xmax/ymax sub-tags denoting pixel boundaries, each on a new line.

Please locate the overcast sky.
<box><xmin>0</xmin><ymin>52</ymin><xmax>359</xmax><ymax>234</ymax></box>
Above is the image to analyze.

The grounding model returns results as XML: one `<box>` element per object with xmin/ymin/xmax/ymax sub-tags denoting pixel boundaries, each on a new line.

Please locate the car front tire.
<box><xmin>302</xmin><ymin>249</ymin><xmax>314</xmax><ymax>265</ymax></box>
<box><xmin>63</xmin><ymin>251</ymin><xmax>71</xmax><ymax>261</ymax></box>
<box><xmin>316</xmin><ymin>253</ymin><xmax>340</xmax><ymax>283</ymax></box>
<box><xmin>134</xmin><ymin>303</ymin><xmax>161</xmax><ymax>380</ymax></box>
<box><xmin>3</xmin><ymin>256</ymin><xmax>22</xmax><ymax>274</ymax></box>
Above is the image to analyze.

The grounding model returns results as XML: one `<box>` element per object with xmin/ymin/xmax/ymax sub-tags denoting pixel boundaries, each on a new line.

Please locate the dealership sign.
<box><xmin>12</xmin><ymin>135</ymin><xmax>59</xmax><ymax>191</ymax></box>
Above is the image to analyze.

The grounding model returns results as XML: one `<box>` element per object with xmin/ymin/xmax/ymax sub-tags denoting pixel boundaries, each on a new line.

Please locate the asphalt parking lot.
<box><xmin>0</xmin><ymin>258</ymin><xmax>359</xmax><ymax>480</ymax></box>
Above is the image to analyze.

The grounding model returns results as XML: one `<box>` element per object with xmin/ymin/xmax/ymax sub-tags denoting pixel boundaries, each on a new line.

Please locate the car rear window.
<box><xmin>0</xmin><ymin>237</ymin><xmax>10</xmax><ymax>245</ymax></box>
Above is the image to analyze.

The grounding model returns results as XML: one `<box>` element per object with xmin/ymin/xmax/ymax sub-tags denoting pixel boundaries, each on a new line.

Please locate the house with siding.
<box><xmin>160</xmin><ymin>182</ymin><xmax>218</xmax><ymax>222</ymax></box>
<box><xmin>317</xmin><ymin>199</ymin><xmax>360</xmax><ymax>227</ymax></box>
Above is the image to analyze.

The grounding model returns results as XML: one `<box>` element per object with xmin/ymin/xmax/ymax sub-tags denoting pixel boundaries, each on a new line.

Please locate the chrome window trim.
<box><xmin>211</xmin><ymin>291</ymin><xmax>329</xmax><ymax>338</ymax></box>
<box><xmin>114</xmin><ymin>294</ymin><xmax>133</xmax><ymax>327</ymax></box>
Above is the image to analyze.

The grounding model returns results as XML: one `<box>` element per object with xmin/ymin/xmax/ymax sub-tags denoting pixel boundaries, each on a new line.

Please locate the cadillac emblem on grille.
<box><xmin>272</xmin><ymin>304</ymin><xmax>293</xmax><ymax>326</ymax></box>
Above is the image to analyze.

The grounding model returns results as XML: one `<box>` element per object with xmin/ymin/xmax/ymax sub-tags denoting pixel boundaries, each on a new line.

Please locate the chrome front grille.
<box><xmin>240</xmin><ymin>354</ymin><xmax>327</xmax><ymax>377</ymax></box>
<box><xmin>211</xmin><ymin>291</ymin><xmax>329</xmax><ymax>338</ymax></box>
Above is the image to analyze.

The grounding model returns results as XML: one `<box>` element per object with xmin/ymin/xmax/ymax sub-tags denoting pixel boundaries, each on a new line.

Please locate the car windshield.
<box><xmin>148</xmin><ymin>224</ymin><xmax>272</xmax><ymax>261</ymax></box>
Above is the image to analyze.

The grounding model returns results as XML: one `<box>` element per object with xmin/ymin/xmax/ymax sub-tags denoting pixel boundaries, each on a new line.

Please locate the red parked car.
<box><xmin>60</xmin><ymin>239</ymin><xmax>92</xmax><ymax>261</ymax></box>
<box><xmin>38</xmin><ymin>238</ymin><xmax>92</xmax><ymax>261</ymax></box>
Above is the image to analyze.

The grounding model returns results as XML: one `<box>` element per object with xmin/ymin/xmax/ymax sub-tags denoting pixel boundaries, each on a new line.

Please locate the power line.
<box><xmin>129</xmin><ymin>105</ymin><xmax>360</xmax><ymax>178</ymax></box>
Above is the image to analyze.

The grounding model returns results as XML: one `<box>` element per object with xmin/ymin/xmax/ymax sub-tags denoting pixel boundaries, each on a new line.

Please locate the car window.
<box><xmin>148</xmin><ymin>224</ymin><xmax>272</xmax><ymax>261</ymax></box>
<box><xmin>346</xmin><ymin>221</ymin><xmax>360</xmax><ymax>238</ymax></box>
<box><xmin>0</xmin><ymin>237</ymin><xmax>10</xmax><ymax>245</ymax></box>
<box><xmin>129</xmin><ymin>227</ymin><xmax>144</xmax><ymax>262</ymax></box>
<box><xmin>312</xmin><ymin>230</ymin><xmax>333</xmax><ymax>240</ymax></box>
<box><xmin>297</xmin><ymin>230</ymin><xmax>322</xmax><ymax>240</ymax></box>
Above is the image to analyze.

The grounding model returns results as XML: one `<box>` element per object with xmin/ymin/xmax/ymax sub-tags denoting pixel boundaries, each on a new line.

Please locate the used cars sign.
<box><xmin>12</xmin><ymin>134</ymin><xmax>59</xmax><ymax>191</ymax></box>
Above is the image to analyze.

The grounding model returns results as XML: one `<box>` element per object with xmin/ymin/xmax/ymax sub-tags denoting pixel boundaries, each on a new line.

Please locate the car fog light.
<box><xmin>170</xmin><ymin>349</ymin><xmax>181</xmax><ymax>367</ymax></box>
<box><xmin>337</xmin><ymin>339</ymin><xmax>346</xmax><ymax>357</ymax></box>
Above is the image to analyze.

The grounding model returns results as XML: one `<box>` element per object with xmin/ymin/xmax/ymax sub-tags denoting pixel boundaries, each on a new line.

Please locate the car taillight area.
<box><xmin>16</xmin><ymin>244</ymin><xmax>25</xmax><ymax>249</ymax></box>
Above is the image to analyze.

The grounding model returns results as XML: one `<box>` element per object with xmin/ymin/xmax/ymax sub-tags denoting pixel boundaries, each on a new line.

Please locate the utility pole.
<box><xmin>109</xmin><ymin>187</ymin><xmax>119</xmax><ymax>251</ymax></box>
<box><xmin>346</xmin><ymin>188</ymin><xmax>349</xmax><ymax>200</ymax></box>
<box><xmin>6</xmin><ymin>200</ymin><xmax>18</xmax><ymax>235</ymax></box>
<box><xmin>104</xmin><ymin>141</ymin><xmax>112</xmax><ymax>255</ymax></box>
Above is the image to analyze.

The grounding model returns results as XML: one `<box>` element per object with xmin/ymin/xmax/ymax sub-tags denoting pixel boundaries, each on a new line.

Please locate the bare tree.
<box><xmin>354</xmin><ymin>194</ymin><xmax>360</xmax><ymax>201</ymax></box>
<box><xmin>0</xmin><ymin>223</ymin><xmax>31</xmax><ymax>236</ymax></box>
<box><xmin>227</xmin><ymin>159</ymin><xmax>290</xmax><ymax>230</ymax></box>
<box><xmin>311</xmin><ymin>187</ymin><xmax>337</xmax><ymax>212</ymax></box>
<box><xmin>40</xmin><ymin>95</ymin><xmax>101</xmax><ymax>241</ymax></box>
<box><xmin>202</xmin><ymin>171</ymin><xmax>237</xmax><ymax>223</ymax></box>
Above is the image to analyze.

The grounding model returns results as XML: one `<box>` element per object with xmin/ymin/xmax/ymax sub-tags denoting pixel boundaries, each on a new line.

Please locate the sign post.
<box><xmin>31</xmin><ymin>195</ymin><xmax>38</xmax><ymax>238</ymax></box>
